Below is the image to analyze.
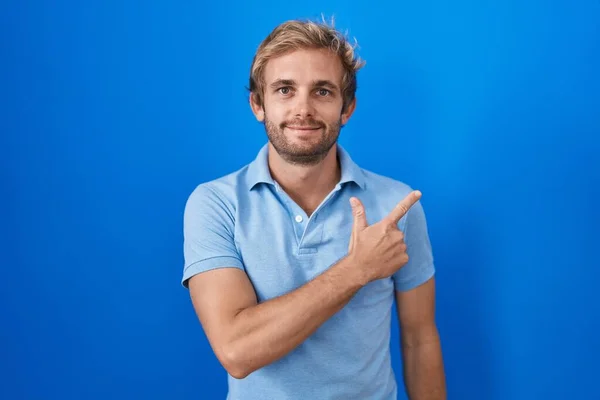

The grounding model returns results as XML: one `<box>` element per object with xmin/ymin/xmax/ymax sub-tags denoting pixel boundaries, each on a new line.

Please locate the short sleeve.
<box><xmin>181</xmin><ymin>185</ymin><xmax>245</xmax><ymax>288</ymax></box>
<box><xmin>391</xmin><ymin>199</ymin><xmax>435</xmax><ymax>292</ymax></box>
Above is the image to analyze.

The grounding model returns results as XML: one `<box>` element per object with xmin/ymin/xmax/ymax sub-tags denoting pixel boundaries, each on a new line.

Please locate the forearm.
<box><xmin>402</xmin><ymin>329</ymin><xmax>446</xmax><ymax>400</ymax></box>
<box><xmin>225</xmin><ymin>255</ymin><xmax>365</xmax><ymax>378</ymax></box>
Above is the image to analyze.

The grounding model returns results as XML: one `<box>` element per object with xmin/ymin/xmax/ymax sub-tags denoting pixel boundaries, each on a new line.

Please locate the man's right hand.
<box><xmin>347</xmin><ymin>190</ymin><xmax>422</xmax><ymax>284</ymax></box>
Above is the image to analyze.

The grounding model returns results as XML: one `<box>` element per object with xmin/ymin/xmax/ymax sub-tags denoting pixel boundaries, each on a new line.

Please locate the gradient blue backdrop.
<box><xmin>2</xmin><ymin>1</ymin><xmax>599</xmax><ymax>399</ymax></box>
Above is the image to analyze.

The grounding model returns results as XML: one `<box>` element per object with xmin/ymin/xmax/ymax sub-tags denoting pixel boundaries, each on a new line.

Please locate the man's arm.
<box><xmin>396</xmin><ymin>277</ymin><xmax>447</xmax><ymax>400</ymax></box>
<box><xmin>188</xmin><ymin>192</ymin><xmax>422</xmax><ymax>380</ymax></box>
<box><xmin>188</xmin><ymin>256</ymin><xmax>365</xmax><ymax>379</ymax></box>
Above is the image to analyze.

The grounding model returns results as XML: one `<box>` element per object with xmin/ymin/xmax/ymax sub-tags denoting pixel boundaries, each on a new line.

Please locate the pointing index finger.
<box><xmin>387</xmin><ymin>190</ymin><xmax>422</xmax><ymax>225</ymax></box>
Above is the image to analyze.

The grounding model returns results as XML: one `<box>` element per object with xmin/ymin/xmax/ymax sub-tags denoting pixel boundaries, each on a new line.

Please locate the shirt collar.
<box><xmin>246</xmin><ymin>143</ymin><xmax>366</xmax><ymax>191</ymax></box>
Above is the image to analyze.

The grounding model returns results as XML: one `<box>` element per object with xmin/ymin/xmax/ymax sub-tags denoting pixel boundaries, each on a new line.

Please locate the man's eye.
<box><xmin>317</xmin><ymin>88</ymin><xmax>331</xmax><ymax>96</ymax></box>
<box><xmin>278</xmin><ymin>87</ymin><xmax>291</xmax><ymax>95</ymax></box>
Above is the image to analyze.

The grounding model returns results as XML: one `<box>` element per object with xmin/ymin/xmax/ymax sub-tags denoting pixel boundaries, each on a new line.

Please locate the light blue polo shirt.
<box><xmin>182</xmin><ymin>143</ymin><xmax>435</xmax><ymax>400</ymax></box>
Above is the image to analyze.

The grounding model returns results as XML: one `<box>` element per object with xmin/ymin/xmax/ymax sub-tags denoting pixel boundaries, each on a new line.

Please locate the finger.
<box><xmin>348</xmin><ymin>208</ymin><xmax>356</xmax><ymax>251</ymax></box>
<box><xmin>386</xmin><ymin>190</ymin><xmax>422</xmax><ymax>225</ymax></box>
<box><xmin>349</xmin><ymin>197</ymin><xmax>368</xmax><ymax>231</ymax></box>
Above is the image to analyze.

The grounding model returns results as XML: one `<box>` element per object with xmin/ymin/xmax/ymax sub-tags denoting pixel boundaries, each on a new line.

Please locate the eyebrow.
<box><xmin>269</xmin><ymin>79</ymin><xmax>295</xmax><ymax>89</ymax></box>
<box><xmin>313</xmin><ymin>80</ymin><xmax>338</xmax><ymax>90</ymax></box>
<box><xmin>269</xmin><ymin>79</ymin><xmax>339</xmax><ymax>91</ymax></box>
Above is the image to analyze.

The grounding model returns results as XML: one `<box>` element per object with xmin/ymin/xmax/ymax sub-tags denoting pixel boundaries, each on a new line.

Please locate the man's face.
<box><xmin>250</xmin><ymin>48</ymin><xmax>356</xmax><ymax>165</ymax></box>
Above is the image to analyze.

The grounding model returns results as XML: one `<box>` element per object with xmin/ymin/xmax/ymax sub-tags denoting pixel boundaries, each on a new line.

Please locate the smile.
<box><xmin>286</xmin><ymin>126</ymin><xmax>321</xmax><ymax>130</ymax></box>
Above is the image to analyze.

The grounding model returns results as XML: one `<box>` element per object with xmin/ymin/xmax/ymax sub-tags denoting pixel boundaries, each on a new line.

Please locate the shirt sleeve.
<box><xmin>181</xmin><ymin>184</ymin><xmax>245</xmax><ymax>289</ymax></box>
<box><xmin>391</xmin><ymin>199</ymin><xmax>435</xmax><ymax>292</ymax></box>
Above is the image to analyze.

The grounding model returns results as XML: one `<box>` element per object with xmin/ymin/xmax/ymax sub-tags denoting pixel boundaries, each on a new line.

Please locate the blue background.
<box><xmin>2</xmin><ymin>1</ymin><xmax>599</xmax><ymax>399</ymax></box>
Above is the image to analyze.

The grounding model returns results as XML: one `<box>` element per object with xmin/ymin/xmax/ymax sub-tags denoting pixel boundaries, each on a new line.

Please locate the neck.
<box><xmin>267</xmin><ymin>143</ymin><xmax>341</xmax><ymax>215</ymax></box>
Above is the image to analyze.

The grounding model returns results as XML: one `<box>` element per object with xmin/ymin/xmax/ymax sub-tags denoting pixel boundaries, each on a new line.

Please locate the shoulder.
<box><xmin>185</xmin><ymin>164</ymin><xmax>251</xmax><ymax>209</ymax></box>
<box><xmin>361</xmin><ymin>168</ymin><xmax>417</xmax><ymax>199</ymax></box>
<box><xmin>358</xmin><ymin>168</ymin><xmax>427</xmax><ymax>228</ymax></box>
<box><xmin>184</xmin><ymin>165</ymin><xmax>250</xmax><ymax>223</ymax></box>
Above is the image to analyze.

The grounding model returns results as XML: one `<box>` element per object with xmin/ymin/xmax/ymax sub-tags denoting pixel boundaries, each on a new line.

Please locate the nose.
<box><xmin>293</xmin><ymin>92</ymin><xmax>315</xmax><ymax>118</ymax></box>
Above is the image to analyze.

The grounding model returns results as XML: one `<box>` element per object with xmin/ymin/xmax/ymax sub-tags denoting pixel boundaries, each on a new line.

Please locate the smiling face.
<box><xmin>250</xmin><ymin>48</ymin><xmax>356</xmax><ymax>165</ymax></box>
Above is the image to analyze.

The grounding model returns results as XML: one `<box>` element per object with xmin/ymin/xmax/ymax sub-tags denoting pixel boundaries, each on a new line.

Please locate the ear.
<box><xmin>341</xmin><ymin>97</ymin><xmax>356</xmax><ymax>126</ymax></box>
<box><xmin>249</xmin><ymin>92</ymin><xmax>265</xmax><ymax>122</ymax></box>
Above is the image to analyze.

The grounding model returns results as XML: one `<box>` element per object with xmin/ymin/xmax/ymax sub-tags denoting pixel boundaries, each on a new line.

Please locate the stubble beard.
<box><xmin>263</xmin><ymin>114</ymin><xmax>342</xmax><ymax>166</ymax></box>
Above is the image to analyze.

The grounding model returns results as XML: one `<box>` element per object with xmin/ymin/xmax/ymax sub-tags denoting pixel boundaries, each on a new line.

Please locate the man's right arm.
<box><xmin>185</xmin><ymin>187</ymin><xmax>420</xmax><ymax>379</ymax></box>
<box><xmin>188</xmin><ymin>256</ymin><xmax>365</xmax><ymax>379</ymax></box>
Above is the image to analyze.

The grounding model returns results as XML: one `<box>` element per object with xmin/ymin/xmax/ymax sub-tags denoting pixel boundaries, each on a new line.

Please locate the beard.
<box><xmin>263</xmin><ymin>114</ymin><xmax>342</xmax><ymax>166</ymax></box>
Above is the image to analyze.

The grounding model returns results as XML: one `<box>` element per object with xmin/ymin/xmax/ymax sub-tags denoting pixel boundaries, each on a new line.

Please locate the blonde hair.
<box><xmin>248</xmin><ymin>17</ymin><xmax>366</xmax><ymax>113</ymax></box>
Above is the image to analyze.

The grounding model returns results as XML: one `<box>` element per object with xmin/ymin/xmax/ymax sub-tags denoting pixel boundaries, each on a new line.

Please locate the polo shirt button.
<box><xmin>295</xmin><ymin>215</ymin><xmax>303</xmax><ymax>223</ymax></box>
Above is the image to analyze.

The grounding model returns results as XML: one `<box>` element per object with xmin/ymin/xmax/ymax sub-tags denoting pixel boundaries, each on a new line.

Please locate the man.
<box><xmin>182</xmin><ymin>18</ymin><xmax>446</xmax><ymax>400</ymax></box>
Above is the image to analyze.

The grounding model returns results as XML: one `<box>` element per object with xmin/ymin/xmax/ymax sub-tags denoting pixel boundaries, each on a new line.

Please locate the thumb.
<box><xmin>350</xmin><ymin>197</ymin><xmax>368</xmax><ymax>231</ymax></box>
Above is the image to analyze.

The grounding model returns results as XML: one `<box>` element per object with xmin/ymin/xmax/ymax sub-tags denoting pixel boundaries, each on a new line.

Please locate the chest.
<box><xmin>233</xmin><ymin>187</ymin><xmax>395</xmax><ymax>309</ymax></box>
